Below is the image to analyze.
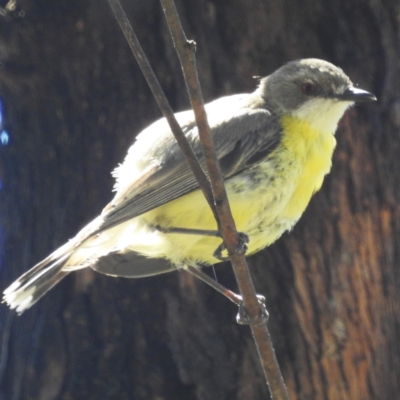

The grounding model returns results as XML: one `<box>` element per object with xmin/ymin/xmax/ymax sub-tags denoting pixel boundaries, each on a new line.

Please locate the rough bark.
<box><xmin>0</xmin><ymin>0</ymin><xmax>398</xmax><ymax>399</ymax></box>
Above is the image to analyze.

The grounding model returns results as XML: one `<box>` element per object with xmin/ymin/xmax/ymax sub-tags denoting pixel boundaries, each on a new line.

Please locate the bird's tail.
<box><xmin>2</xmin><ymin>215</ymin><xmax>176</xmax><ymax>313</ymax></box>
<box><xmin>2</xmin><ymin>250</ymin><xmax>73</xmax><ymax>314</ymax></box>
<box><xmin>3</xmin><ymin>216</ymin><xmax>105</xmax><ymax>314</ymax></box>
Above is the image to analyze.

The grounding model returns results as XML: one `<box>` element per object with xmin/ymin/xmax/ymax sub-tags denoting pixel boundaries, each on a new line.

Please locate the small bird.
<box><xmin>3</xmin><ymin>59</ymin><xmax>376</xmax><ymax>313</ymax></box>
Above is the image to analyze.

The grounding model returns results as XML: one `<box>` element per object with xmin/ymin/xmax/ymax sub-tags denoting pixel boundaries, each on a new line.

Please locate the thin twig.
<box><xmin>107</xmin><ymin>0</ymin><xmax>219</xmax><ymax>224</ymax></box>
<box><xmin>160</xmin><ymin>1</ymin><xmax>289</xmax><ymax>399</ymax></box>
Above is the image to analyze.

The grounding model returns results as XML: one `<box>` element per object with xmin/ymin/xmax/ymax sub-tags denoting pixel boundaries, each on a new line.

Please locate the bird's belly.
<box><xmin>131</xmin><ymin>170</ymin><xmax>292</xmax><ymax>265</ymax></box>
<box><xmin>130</xmin><ymin>119</ymin><xmax>336</xmax><ymax>265</ymax></box>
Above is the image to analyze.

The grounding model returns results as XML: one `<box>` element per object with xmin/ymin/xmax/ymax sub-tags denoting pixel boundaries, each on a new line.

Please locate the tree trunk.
<box><xmin>0</xmin><ymin>0</ymin><xmax>398</xmax><ymax>399</ymax></box>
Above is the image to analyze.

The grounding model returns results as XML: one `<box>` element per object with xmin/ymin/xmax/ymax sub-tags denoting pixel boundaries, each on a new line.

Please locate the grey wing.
<box><xmin>92</xmin><ymin>251</ymin><xmax>177</xmax><ymax>278</ymax></box>
<box><xmin>98</xmin><ymin>94</ymin><xmax>281</xmax><ymax>233</ymax></box>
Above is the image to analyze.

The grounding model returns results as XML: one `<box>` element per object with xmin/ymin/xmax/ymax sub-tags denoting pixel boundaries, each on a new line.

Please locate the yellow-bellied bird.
<box><xmin>3</xmin><ymin>59</ymin><xmax>376</xmax><ymax>313</ymax></box>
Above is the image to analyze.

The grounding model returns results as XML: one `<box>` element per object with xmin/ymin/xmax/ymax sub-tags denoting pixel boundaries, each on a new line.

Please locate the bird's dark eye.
<box><xmin>301</xmin><ymin>82</ymin><xmax>315</xmax><ymax>95</ymax></box>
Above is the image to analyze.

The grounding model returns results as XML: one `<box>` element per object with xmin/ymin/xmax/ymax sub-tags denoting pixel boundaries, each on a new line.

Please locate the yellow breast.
<box><xmin>135</xmin><ymin>114</ymin><xmax>336</xmax><ymax>265</ymax></box>
<box><xmin>278</xmin><ymin>114</ymin><xmax>336</xmax><ymax>220</ymax></box>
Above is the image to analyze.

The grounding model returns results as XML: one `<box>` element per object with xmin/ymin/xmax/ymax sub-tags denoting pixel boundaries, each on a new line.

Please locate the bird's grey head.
<box><xmin>257</xmin><ymin>59</ymin><xmax>376</xmax><ymax>133</ymax></box>
<box><xmin>259</xmin><ymin>58</ymin><xmax>375</xmax><ymax>113</ymax></box>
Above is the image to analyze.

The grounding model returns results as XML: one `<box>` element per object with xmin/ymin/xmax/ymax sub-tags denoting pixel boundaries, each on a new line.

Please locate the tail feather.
<box><xmin>3</xmin><ymin>216</ymin><xmax>106</xmax><ymax>313</ymax></box>
<box><xmin>3</xmin><ymin>253</ymin><xmax>72</xmax><ymax>314</ymax></box>
<box><xmin>4</xmin><ymin>243</ymin><xmax>71</xmax><ymax>295</ymax></box>
<box><xmin>3</xmin><ymin>215</ymin><xmax>171</xmax><ymax>313</ymax></box>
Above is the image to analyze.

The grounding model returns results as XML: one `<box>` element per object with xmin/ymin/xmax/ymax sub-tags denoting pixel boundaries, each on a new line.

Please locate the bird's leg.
<box><xmin>185</xmin><ymin>265</ymin><xmax>268</xmax><ymax>325</ymax></box>
<box><xmin>186</xmin><ymin>264</ymin><xmax>242</xmax><ymax>305</ymax></box>
<box><xmin>155</xmin><ymin>225</ymin><xmax>220</xmax><ymax>238</ymax></box>
<box><xmin>155</xmin><ymin>225</ymin><xmax>249</xmax><ymax>261</ymax></box>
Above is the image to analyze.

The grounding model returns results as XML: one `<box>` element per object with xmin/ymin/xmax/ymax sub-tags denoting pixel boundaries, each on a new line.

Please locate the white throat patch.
<box><xmin>292</xmin><ymin>98</ymin><xmax>354</xmax><ymax>134</ymax></box>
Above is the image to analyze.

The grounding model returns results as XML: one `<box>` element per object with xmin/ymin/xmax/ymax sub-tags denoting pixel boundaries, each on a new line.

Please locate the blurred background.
<box><xmin>0</xmin><ymin>0</ymin><xmax>399</xmax><ymax>399</ymax></box>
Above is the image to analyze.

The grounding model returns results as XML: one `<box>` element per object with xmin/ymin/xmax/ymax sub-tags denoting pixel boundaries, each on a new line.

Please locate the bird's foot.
<box><xmin>236</xmin><ymin>295</ymin><xmax>269</xmax><ymax>325</ymax></box>
<box><xmin>213</xmin><ymin>232</ymin><xmax>249</xmax><ymax>261</ymax></box>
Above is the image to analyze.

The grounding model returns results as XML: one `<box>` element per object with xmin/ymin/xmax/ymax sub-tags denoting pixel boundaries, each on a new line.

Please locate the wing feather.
<box><xmin>98</xmin><ymin>92</ymin><xmax>281</xmax><ymax>232</ymax></box>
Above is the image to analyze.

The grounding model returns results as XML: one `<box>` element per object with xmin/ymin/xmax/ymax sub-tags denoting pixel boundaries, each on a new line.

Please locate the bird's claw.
<box><xmin>236</xmin><ymin>295</ymin><xmax>269</xmax><ymax>325</ymax></box>
<box><xmin>213</xmin><ymin>232</ymin><xmax>250</xmax><ymax>261</ymax></box>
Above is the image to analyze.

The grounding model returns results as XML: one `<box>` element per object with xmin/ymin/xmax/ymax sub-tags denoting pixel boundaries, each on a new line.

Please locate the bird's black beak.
<box><xmin>340</xmin><ymin>86</ymin><xmax>377</xmax><ymax>102</ymax></box>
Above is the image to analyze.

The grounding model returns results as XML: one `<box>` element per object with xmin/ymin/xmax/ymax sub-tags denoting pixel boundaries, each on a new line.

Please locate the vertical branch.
<box><xmin>159</xmin><ymin>1</ymin><xmax>289</xmax><ymax>399</ymax></box>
